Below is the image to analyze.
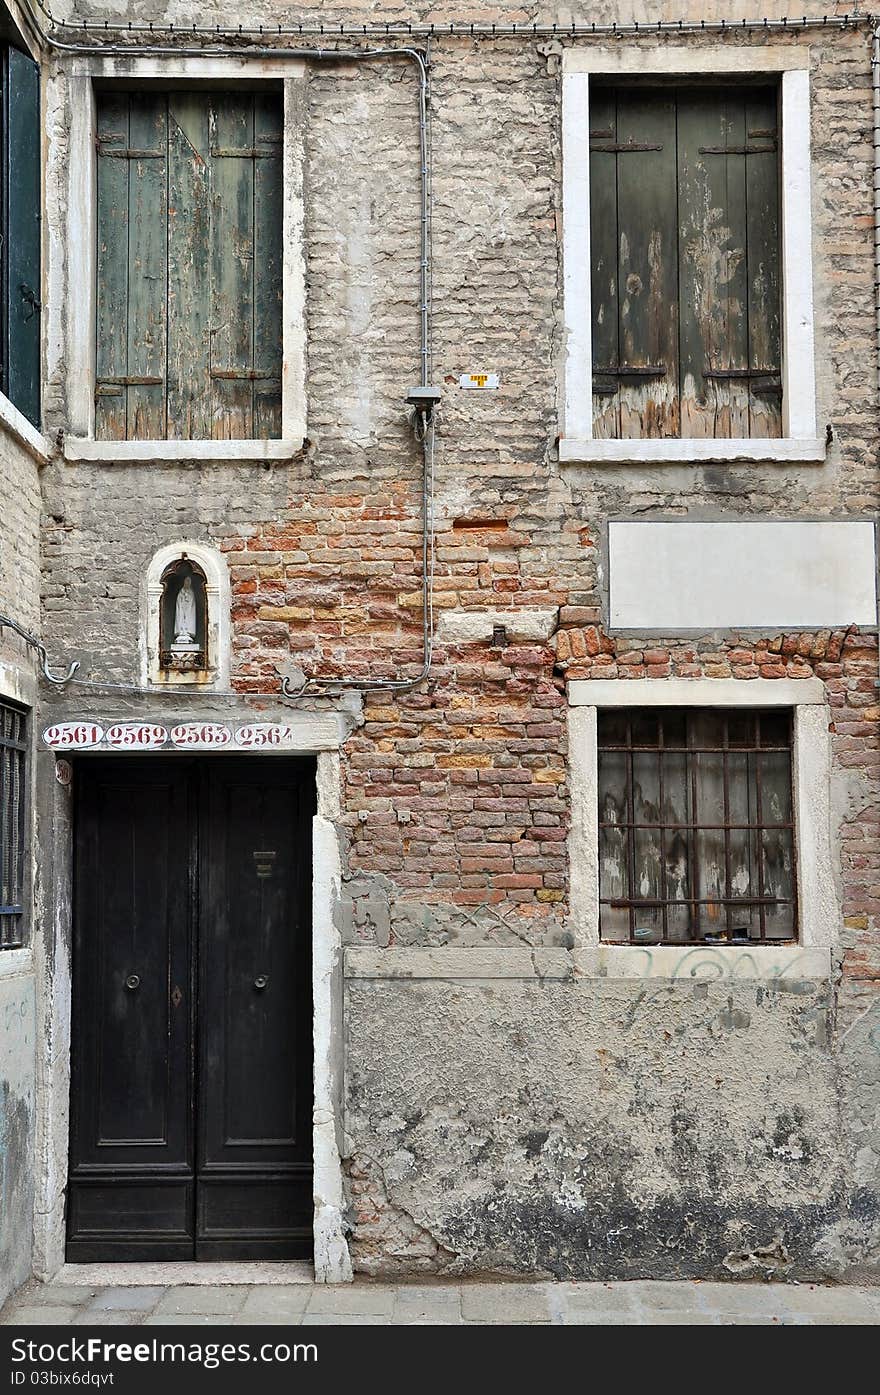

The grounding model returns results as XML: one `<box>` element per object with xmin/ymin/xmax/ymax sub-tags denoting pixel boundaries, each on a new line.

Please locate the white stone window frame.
<box><xmin>57</xmin><ymin>55</ymin><xmax>306</xmax><ymax>464</ymax></box>
<box><xmin>142</xmin><ymin>541</ymin><xmax>230</xmax><ymax>689</ymax></box>
<box><xmin>567</xmin><ymin>679</ymin><xmax>836</xmax><ymax>980</ymax></box>
<box><xmin>560</xmin><ymin>46</ymin><xmax>822</xmax><ymax>466</ymax></box>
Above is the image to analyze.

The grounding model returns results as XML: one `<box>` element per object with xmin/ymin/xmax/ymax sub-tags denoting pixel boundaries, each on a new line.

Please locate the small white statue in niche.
<box><xmin>173</xmin><ymin>576</ymin><xmax>198</xmax><ymax>648</ymax></box>
<box><xmin>160</xmin><ymin>557</ymin><xmax>207</xmax><ymax>672</ymax></box>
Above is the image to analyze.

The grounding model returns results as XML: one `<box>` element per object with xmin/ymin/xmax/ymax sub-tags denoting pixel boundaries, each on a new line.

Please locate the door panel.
<box><xmin>198</xmin><ymin>760</ymin><xmax>313</xmax><ymax>1258</ymax></box>
<box><xmin>67</xmin><ymin>757</ymin><xmax>314</xmax><ymax>1262</ymax></box>
<box><xmin>67</xmin><ymin>761</ymin><xmax>194</xmax><ymax>1260</ymax></box>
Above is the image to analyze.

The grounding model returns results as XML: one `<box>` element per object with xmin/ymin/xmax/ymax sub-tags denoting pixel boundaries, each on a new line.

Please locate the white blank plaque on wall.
<box><xmin>608</xmin><ymin>520</ymin><xmax>877</xmax><ymax>631</ymax></box>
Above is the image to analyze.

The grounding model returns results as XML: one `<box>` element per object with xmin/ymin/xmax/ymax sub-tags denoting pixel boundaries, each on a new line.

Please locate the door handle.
<box><xmin>125</xmin><ymin>974</ymin><xmax>140</xmax><ymax>990</ymax></box>
<box><xmin>253</xmin><ymin>975</ymin><xmax>269</xmax><ymax>991</ymax></box>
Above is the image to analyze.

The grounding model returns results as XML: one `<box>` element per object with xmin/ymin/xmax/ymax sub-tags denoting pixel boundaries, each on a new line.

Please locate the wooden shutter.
<box><xmin>590</xmin><ymin>86</ymin><xmax>679</xmax><ymax>439</ymax></box>
<box><xmin>2</xmin><ymin>45</ymin><xmax>41</xmax><ymax>428</ymax></box>
<box><xmin>589</xmin><ymin>84</ymin><xmax>781</xmax><ymax>441</ymax></box>
<box><xmin>677</xmin><ymin>86</ymin><xmax>781</xmax><ymax>439</ymax></box>
<box><xmin>96</xmin><ymin>91</ymin><xmax>282</xmax><ymax>442</ymax></box>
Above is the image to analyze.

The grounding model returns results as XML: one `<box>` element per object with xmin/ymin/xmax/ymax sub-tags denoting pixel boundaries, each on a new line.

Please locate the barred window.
<box><xmin>0</xmin><ymin>699</ymin><xmax>27</xmax><ymax>948</ymax></box>
<box><xmin>598</xmin><ymin>709</ymin><xmax>796</xmax><ymax>945</ymax></box>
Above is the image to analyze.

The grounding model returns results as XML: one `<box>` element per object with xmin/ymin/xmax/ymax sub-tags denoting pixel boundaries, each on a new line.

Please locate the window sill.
<box><xmin>558</xmin><ymin>436</ymin><xmax>826</xmax><ymax>465</ymax></box>
<box><xmin>573</xmin><ymin>943</ymin><xmax>831</xmax><ymax>981</ymax></box>
<box><xmin>0</xmin><ymin>393</ymin><xmax>50</xmax><ymax>464</ymax></box>
<box><xmin>63</xmin><ymin>437</ymin><xmax>304</xmax><ymax>464</ymax></box>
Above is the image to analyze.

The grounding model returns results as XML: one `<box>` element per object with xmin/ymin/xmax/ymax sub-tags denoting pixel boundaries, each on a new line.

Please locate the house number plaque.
<box><xmin>43</xmin><ymin>721</ymin><xmax>303</xmax><ymax>752</ymax></box>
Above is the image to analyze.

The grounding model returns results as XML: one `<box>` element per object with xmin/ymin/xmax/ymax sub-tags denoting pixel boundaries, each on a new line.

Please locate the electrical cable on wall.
<box><xmin>0</xmin><ymin>612</ymin><xmax>79</xmax><ymax>685</ymax></box>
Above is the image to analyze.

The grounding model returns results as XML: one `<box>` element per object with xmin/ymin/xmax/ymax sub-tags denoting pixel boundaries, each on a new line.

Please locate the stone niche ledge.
<box><xmin>435</xmin><ymin>608</ymin><xmax>558</xmax><ymax>645</ymax></box>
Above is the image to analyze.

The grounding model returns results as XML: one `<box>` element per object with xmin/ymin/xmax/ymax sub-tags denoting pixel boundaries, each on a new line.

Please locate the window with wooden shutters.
<box><xmin>590</xmin><ymin>83</ymin><xmax>781</xmax><ymax>441</ymax></box>
<box><xmin>1</xmin><ymin>44</ymin><xmax>41</xmax><ymax>429</ymax></box>
<box><xmin>95</xmin><ymin>91</ymin><xmax>282</xmax><ymax>442</ymax></box>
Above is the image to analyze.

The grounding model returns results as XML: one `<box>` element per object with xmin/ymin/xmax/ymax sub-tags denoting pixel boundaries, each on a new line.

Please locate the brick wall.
<box><xmin>36</xmin><ymin>11</ymin><xmax>880</xmax><ymax>1276</ymax></box>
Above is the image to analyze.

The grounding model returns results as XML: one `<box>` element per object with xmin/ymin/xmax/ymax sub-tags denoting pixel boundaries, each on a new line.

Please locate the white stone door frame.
<box><xmin>32</xmin><ymin>721</ymin><xmax>353</xmax><ymax>1285</ymax></box>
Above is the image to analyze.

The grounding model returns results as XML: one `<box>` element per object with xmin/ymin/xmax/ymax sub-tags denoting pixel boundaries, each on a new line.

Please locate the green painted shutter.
<box><xmin>2</xmin><ymin>45</ymin><xmax>41</xmax><ymax>428</ymax></box>
<box><xmin>589</xmin><ymin>87</ymin><xmax>620</xmax><ymax>440</ymax></box>
<box><xmin>590</xmin><ymin>86</ymin><xmax>679</xmax><ymax>440</ymax></box>
<box><xmin>96</xmin><ymin>91</ymin><xmax>282</xmax><ymax>442</ymax></box>
<box><xmin>590</xmin><ymin>84</ymin><xmax>781</xmax><ymax>441</ymax></box>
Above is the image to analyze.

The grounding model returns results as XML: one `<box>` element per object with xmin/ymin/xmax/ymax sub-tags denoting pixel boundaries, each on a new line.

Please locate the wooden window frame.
<box><xmin>59</xmin><ymin>57</ymin><xmax>306</xmax><ymax>463</ymax></box>
<box><xmin>566</xmin><ymin>678</ymin><xmax>837</xmax><ymax>981</ymax></box>
<box><xmin>560</xmin><ymin>47</ymin><xmax>823</xmax><ymax>466</ymax></box>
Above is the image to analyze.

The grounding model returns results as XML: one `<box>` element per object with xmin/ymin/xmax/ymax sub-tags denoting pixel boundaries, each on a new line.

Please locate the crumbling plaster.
<box><xmin>344</xmin><ymin>973</ymin><xmax>857</xmax><ymax>1280</ymax></box>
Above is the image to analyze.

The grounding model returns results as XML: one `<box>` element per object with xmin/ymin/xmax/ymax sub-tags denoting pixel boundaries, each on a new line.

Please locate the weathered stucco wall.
<box><xmin>0</xmin><ymin>972</ymin><xmax>36</xmax><ymax>1300</ymax></box>
<box><xmin>30</xmin><ymin>3</ymin><xmax>880</xmax><ymax>1279</ymax></box>
<box><xmin>345</xmin><ymin>974</ymin><xmax>859</xmax><ymax>1279</ymax></box>
<box><xmin>0</xmin><ymin>421</ymin><xmax>40</xmax><ymax>1301</ymax></box>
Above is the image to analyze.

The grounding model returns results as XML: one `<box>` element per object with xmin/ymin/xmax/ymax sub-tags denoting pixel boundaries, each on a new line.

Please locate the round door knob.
<box><xmin>125</xmin><ymin>974</ymin><xmax>140</xmax><ymax>991</ymax></box>
<box><xmin>254</xmin><ymin>974</ymin><xmax>269</xmax><ymax>991</ymax></box>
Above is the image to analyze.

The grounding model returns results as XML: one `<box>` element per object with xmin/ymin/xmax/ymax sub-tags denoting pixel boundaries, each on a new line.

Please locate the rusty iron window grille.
<box><xmin>598</xmin><ymin>709</ymin><xmax>797</xmax><ymax>946</ymax></box>
<box><xmin>0</xmin><ymin>699</ymin><xmax>27</xmax><ymax>949</ymax></box>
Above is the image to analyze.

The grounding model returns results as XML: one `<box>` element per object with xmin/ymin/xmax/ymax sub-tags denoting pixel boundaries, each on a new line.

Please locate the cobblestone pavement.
<box><xmin>1</xmin><ymin>1279</ymin><xmax>878</xmax><ymax>1325</ymax></box>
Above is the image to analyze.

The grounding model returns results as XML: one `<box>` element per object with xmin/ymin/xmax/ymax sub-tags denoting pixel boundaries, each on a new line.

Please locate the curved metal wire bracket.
<box><xmin>0</xmin><ymin>612</ymin><xmax>80</xmax><ymax>687</ymax></box>
<box><xmin>41</xmin><ymin>653</ymin><xmax>80</xmax><ymax>686</ymax></box>
<box><xmin>280</xmin><ymin>669</ymin><xmax>308</xmax><ymax>699</ymax></box>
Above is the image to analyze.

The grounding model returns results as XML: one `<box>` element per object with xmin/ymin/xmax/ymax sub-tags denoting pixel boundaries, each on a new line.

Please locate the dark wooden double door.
<box><xmin>67</xmin><ymin>757</ymin><xmax>314</xmax><ymax>1261</ymax></box>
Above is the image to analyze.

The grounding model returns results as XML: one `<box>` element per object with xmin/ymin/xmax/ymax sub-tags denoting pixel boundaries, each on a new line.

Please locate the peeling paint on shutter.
<box><xmin>590</xmin><ymin>84</ymin><xmax>781</xmax><ymax>441</ymax></box>
<box><xmin>2</xmin><ymin>45</ymin><xmax>41</xmax><ymax>428</ymax></box>
<box><xmin>168</xmin><ymin>93</ymin><xmax>211</xmax><ymax>441</ymax></box>
<box><xmin>96</xmin><ymin>91</ymin><xmax>282</xmax><ymax>442</ymax></box>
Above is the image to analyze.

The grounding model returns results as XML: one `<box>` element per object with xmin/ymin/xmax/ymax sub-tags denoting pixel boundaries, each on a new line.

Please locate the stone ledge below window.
<box><xmin>559</xmin><ymin>436</ymin><xmax>827</xmax><ymax>466</ymax></box>
<box><xmin>0</xmin><ymin>392</ymin><xmax>50</xmax><ymax>464</ymax></box>
<box><xmin>573</xmin><ymin>943</ymin><xmax>831</xmax><ymax>981</ymax></box>
<box><xmin>344</xmin><ymin>944</ymin><xmax>832</xmax><ymax>982</ymax></box>
<box><xmin>63</xmin><ymin>437</ymin><xmax>304</xmax><ymax>464</ymax></box>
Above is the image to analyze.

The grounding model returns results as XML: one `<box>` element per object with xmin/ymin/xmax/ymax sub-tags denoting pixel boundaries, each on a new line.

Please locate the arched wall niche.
<box><xmin>143</xmin><ymin>542</ymin><xmax>230</xmax><ymax>688</ymax></box>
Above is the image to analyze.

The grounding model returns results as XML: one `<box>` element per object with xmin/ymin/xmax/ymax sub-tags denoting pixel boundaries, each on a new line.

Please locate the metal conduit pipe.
<box><xmin>18</xmin><ymin>4</ymin><xmax>873</xmax><ymax>39</ymax></box>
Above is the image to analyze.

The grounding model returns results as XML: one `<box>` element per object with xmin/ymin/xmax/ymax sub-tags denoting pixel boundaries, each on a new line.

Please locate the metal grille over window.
<box><xmin>0</xmin><ymin>700</ymin><xmax>27</xmax><ymax>948</ymax></box>
<box><xmin>597</xmin><ymin>709</ymin><xmax>796</xmax><ymax>945</ymax></box>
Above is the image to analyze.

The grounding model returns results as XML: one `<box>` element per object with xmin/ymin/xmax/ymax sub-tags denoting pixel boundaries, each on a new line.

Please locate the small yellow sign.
<box><xmin>459</xmin><ymin>372</ymin><xmax>500</xmax><ymax>390</ymax></box>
